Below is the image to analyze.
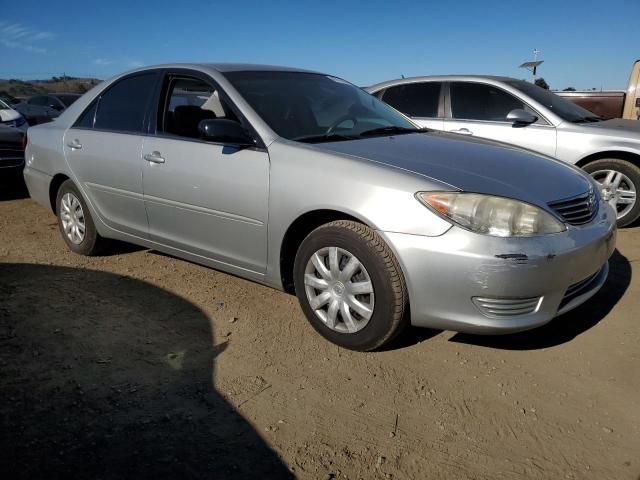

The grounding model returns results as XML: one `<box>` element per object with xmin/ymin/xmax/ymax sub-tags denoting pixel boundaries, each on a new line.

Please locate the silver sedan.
<box><xmin>23</xmin><ymin>64</ymin><xmax>616</xmax><ymax>350</ymax></box>
<box><xmin>367</xmin><ymin>76</ymin><xmax>640</xmax><ymax>227</ymax></box>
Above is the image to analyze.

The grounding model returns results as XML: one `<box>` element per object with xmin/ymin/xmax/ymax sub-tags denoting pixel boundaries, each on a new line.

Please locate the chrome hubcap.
<box><xmin>591</xmin><ymin>169</ymin><xmax>637</xmax><ymax>220</ymax></box>
<box><xmin>304</xmin><ymin>246</ymin><xmax>375</xmax><ymax>334</ymax></box>
<box><xmin>60</xmin><ymin>192</ymin><xmax>86</xmax><ymax>245</ymax></box>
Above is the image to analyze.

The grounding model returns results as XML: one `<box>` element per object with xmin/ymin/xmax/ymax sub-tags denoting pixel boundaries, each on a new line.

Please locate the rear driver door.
<box><xmin>63</xmin><ymin>72</ymin><xmax>159</xmax><ymax>237</ymax></box>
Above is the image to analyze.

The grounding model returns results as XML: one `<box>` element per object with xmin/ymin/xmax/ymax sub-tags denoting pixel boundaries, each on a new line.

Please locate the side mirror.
<box><xmin>506</xmin><ymin>108</ymin><xmax>537</xmax><ymax>125</ymax></box>
<box><xmin>198</xmin><ymin>119</ymin><xmax>255</xmax><ymax>146</ymax></box>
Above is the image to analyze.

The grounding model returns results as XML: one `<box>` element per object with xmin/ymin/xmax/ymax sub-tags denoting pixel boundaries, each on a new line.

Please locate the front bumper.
<box><xmin>382</xmin><ymin>202</ymin><xmax>617</xmax><ymax>334</ymax></box>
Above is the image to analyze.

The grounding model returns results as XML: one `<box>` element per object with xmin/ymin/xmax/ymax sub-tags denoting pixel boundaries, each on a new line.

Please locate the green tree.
<box><xmin>563</xmin><ymin>87</ymin><xmax>576</xmax><ymax>91</ymax></box>
<box><xmin>534</xmin><ymin>77</ymin><xmax>550</xmax><ymax>90</ymax></box>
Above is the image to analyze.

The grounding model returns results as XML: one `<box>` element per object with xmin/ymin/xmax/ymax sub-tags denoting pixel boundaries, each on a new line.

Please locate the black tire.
<box><xmin>582</xmin><ymin>158</ymin><xmax>640</xmax><ymax>228</ymax></box>
<box><xmin>55</xmin><ymin>179</ymin><xmax>105</xmax><ymax>255</ymax></box>
<box><xmin>293</xmin><ymin>220</ymin><xmax>408</xmax><ymax>351</ymax></box>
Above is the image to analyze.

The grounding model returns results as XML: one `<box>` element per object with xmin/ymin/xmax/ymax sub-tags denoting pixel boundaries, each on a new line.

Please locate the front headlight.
<box><xmin>417</xmin><ymin>192</ymin><xmax>566</xmax><ymax>237</ymax></box>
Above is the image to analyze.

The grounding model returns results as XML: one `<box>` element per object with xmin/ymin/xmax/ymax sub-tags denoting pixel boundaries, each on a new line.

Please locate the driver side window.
<box><xmin>451</xmin><ymin>82</ymin><xmax>526</xmax><ymax>122</ymax></box>
<box><xmin>159</xmin><ymin>76</ymin><xmax>239</xmax><ymax>139</ymax></box>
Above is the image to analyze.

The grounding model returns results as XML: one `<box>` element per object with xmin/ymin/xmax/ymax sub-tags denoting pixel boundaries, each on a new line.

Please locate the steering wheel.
<box><xmin>326</xmin><ymin>115</ymin><xmax>358</xmax><ymax>135</ymax></box>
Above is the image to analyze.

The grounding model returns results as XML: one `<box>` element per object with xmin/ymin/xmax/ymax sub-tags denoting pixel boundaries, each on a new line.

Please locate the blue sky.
<box><xmin>1</xmin><ymin>0</ymin><xmax>638</xmax><ymax>90</ymax></box>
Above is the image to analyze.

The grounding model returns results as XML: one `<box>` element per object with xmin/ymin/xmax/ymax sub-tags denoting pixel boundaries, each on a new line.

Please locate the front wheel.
<box><xmin>293</xmin><ymin>220</ymin><xmax>408</xmax><ymax>351</ymax></box>
<box><xmin>583</xmin><ymin>159</ymin><xmax>640</xmax><ymax>227</ymax></box>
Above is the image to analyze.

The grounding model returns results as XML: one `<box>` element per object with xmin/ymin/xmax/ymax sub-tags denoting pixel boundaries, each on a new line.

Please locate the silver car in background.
<box><xmin>24</xmin><ymin>64</ymin><xmax>616</xmax><ymax>351</ymax></box>
<box><xmin>367</xmin><ymin>76</ymin><xmax>640</xmax><ymax>226</ymax></box>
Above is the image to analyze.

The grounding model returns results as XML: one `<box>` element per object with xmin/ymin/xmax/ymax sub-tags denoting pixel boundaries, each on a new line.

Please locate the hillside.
<box><xmin>0</xmin><ymin>76</ymin><xmax>102</xmax><ymax>99</ymax></box>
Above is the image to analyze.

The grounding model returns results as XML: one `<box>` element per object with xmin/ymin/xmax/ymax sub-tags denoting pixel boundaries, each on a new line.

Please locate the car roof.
<box><xmin>124</xmin><ymin>63</ymin><xmax>323</xmax><ymax>75</ymax></box>
<box><xmin>367</xmin><ymin>75</ymin><xmax>521</xmax><ymax>91</ymax></box>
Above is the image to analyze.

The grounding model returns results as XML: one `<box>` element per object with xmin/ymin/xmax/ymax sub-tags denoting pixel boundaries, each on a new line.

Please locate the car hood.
<box><xmin>311</xmin><ymin>132</ymin><xmax>592</xmax><ymax>206</ymax></box>
<box><xmin>576</xmin><ymin>118</ymin><xmax>640</xmax><ymax>137</ymax></box>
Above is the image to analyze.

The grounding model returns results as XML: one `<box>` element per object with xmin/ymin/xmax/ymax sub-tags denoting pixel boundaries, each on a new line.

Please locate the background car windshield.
<box><xmin>224</xmin><ymin>71</ymin><xmax>415</xmax><ymax>141</ymax></box>
<box><xmin>507</xmin><ymin>80</ymin><xmax>596</xmax><ymax>122</ymax></box>
<box><xmin>57</xmin><ymin>95</ymin><xmax>80</xmax><ymax>107</ymax></box>
<box><xmin>0</xmin><ymin>99</ymin><xmax>11</xmax><ymax>109</ymax></box>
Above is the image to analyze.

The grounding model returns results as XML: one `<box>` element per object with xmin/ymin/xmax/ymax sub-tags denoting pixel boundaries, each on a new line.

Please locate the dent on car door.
<box><xmin>379</xmin><ymin>82</ymin><xmax>444</xmax><ymax>130</ymax></box>
<box><xmin>141</xmin><ymin>73</ymin><xmax>269</xmax><ymax>276</ymax></box>
<box><xmin>445</xmin><ymin>82</ymin><xmax>557</xmax><ymax>157</ymax></box>
<box><xmin>63</xmin><ymin>72</ymin><xmax>159</xmax><ymax>237</ymax></box>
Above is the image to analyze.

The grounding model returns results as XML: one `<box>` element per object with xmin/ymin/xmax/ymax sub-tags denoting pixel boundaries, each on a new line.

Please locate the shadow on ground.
<box><xmin>0</xmin><ymin>263</ymin><xmax>292</xmax><ymax>479</ymax></box>
<box><xmin>450</xmin><ymin>249</ymin><xmax>631</xmax><ymax>350</ymax></box>
<box><xmin>0</xmin><ymin>175</ymin><xmax>29</xmax><ymax>201</ymax></box>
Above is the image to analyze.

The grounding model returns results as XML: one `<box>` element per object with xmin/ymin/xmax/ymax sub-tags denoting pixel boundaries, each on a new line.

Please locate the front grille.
<box><xmin>472</xmin><ymin>296</ymin><xmax>542</xmax><ymax>318</ymax></box>
<box><xmin>558</xmin><ymin>267</ymin><xmax>604</xmax><ymax>311</ymax></box>
<box><xmin>548</xmin><ymin>190</ymin><xmax>598</xmax><ymax>225</ymax></box>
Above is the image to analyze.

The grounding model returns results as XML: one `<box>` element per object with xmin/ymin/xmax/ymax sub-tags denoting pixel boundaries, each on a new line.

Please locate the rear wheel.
<box><xmin>583</xmin><ymin>158</ymin><xmax>640</xmax><ymax>227</ymax></box>
<box><xmin>293</xmin><ymin>220</ymin><xmax>408</xmax><ymax>351</ymax></box>
<box><xmin>56</xmin><ymin>180</ymin><xmax>105</xmax><ymax>255</ymax></box>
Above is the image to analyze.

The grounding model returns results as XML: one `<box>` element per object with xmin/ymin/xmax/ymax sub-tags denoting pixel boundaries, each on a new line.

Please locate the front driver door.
<box><xmin>141</xmin><ymin>72</ymin><xmax>269</xmax><ymax>277</ymax></box>
<box><xmin>444</xmin><ymin>81</ymin><xmax>557</xmax><ymax>158</ymax></box>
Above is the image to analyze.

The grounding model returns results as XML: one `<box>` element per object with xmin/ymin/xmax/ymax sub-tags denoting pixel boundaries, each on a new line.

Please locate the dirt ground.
<box><xmin>1</xmin><ymin>181</ymin><xmax>639</xmax><ymax>480</ymax></box>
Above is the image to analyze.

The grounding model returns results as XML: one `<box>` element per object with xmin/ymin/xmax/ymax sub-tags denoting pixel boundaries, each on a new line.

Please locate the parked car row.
<box><xmin>0</xmin><ymin>92</ymin><xmax>81</xmax><ymax>128</ymax></box>
<box><xmin>0</xmin><ymin>124</ymin><xmax>25</xmax><ymax>179</ymax></box>
<box><xmin>23</xmin><ymin>63</ymin><xmax>617</xmax><ymax>351</ymax></box>
<box><xmin>0</xmin><ymin>98</ymin><xmax>28</xmax><ymax>132</ymax></box>
<box><xmin>15</xmin><ymin>93</ymin><xmax>81</xmax><ymax>126</ymax></box>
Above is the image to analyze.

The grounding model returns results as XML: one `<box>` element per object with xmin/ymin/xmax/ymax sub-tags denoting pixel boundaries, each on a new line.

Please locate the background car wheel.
<box><xmin>583</xmin><ymin>159</ymin><xmax>640</xmax><ymax>227</ymax></box>
<box><xmin>293</xmin><ymin>220</ymin><xmax>408</xmax><ymax>351</ymax></box>
<box><xmin>56</xmin><ymin>179</ymin><xmax>105</xmax><ymax>255</ymax></box>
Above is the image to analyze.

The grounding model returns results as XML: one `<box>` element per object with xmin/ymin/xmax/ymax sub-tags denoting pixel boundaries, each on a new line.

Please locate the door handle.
<box><xmin>67</xmin><ymin>139</ymin><xmax>82</xmax><ymax>149</ymax></box>
<box><xmin>449</xmin><ymin>128</ymin><xmax>473</xmax><ymax>135</ymax></box>
<box><xmin>144</xmin><ymin>151</ymin><xmax>165</xmax><ymax>164</ymax></box>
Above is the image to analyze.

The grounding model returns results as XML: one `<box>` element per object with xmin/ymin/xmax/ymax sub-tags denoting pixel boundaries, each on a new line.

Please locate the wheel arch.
<box><xmin>279</xmin><ymin>209</ymin><xmax>370</xmax><ymax>295</ymax></box>
<box><xmin>575</xmin><ymin>150</ymin><xmax>640</xmax><ymax>169</ymax></box>
<box><xmin>49</xmin><ymin>173</ymin><xmax>71</xmax><ymax>213</ymax></box>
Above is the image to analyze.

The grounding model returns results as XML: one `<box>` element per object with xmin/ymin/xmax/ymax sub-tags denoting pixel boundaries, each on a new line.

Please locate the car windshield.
<box><xmin>507</xmin><ymin>80</ymin><xmax>600</xmax><ymax>123</ymax></box>
<box><xmin>223</xmin><ymin>71</ymin><xmax>418</xmax><ymax>142</ymax></box>
<box><xmin>56</xmin><ymin>94</ymin><xmax>80</xmax><ymax>107</ymax></box>
<box><xmin>0</xmin><ymin>99</ymin><xmax>11</xmax><ymax>109</ymax></box>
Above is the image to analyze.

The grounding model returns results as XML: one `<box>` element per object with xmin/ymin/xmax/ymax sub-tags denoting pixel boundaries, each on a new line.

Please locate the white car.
<box><xmin>0</xmin><ymin>98</ymin><xmax>28</xmax><ymax>132</ymax></box>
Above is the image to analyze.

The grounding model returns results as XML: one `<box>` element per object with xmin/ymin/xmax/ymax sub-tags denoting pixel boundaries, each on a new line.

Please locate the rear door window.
<box><xmin>450</xmin><ymin>82</ymin><xmax>525</xmax><ymax>122</ymax></box>
<box><xmin>382</xmin><ymin>82</ymin><xmax>441</xmax><ymax>118</ymax></box>
<box><xmin>93</xmin><ymin>73</ymin><xmax>158</xmax><ymax>134</ymax></box>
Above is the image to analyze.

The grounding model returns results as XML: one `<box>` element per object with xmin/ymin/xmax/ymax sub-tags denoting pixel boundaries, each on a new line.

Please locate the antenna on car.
<box><xmin>519</xmin><ymin>48</ymin><xmax>544</xmax><ymax>83</ymax></box>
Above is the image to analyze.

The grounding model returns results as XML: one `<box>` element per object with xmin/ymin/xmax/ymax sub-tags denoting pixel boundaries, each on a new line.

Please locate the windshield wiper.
<box><xmin>293</xmin><ymin>133</ymin><xmax>359</xmax><ymax>144</ymax></box>
<box><xmin>358</xmin><ymin>126</ymin><xmax>425</xmax><ymax>137</ymax></box>
<box><xmin>572</xmin><ymin>115</ymin><xmax>603</xmax><ymax>124</ymax></box>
